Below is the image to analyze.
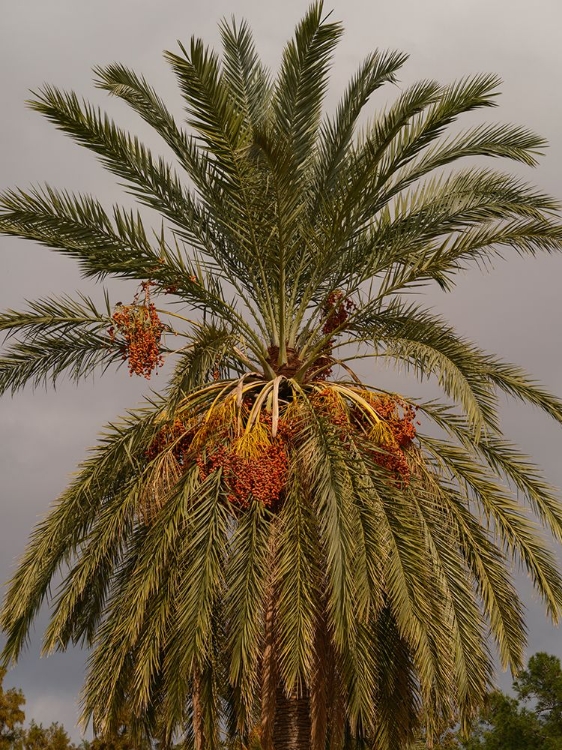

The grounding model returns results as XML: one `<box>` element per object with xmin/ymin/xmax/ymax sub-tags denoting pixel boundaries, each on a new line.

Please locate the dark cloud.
<box><xmin>2</xmin><ymin>0</ymin><xmax>562</xmax><ymax>738</ymax></box>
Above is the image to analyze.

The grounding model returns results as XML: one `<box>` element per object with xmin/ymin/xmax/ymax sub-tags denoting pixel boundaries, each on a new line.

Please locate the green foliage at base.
<box><xmin>414</xmin><ymin>653</ymin><xmax>562</xmax><ymax>748</ymax></box>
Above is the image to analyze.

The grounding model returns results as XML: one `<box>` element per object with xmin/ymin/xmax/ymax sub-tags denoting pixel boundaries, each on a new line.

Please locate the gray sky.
<box><xmin>2</xmin><ymin>0</ymin><xmax>562</xmax><ymax>739</ymax></box>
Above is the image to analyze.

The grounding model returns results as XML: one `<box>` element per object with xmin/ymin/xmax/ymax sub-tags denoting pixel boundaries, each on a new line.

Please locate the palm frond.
<box><xmin>418</xmin><ymin>399</ymin><xmax>562</xmax><ymax>540</ymax></box>
<box><xmin>0</xmin><ymin>186</ymin><xmax>161</xmax><ymax>278</ymax></box>
<box><xmin>421</xmin><ymin>435</ymin><xmax>562</xmax><ymax>620</ymax></box>
<box><xmin>485</xmin><ymin>358</ymin><xmax>562</xmax><ymax>424</ymax></box>
<box><xmin>0</xmin><ymin>329</ymin><xmax>120</xmax><ymax>393</ymax></box>
<box><xmin>225</xmin><ymin>501</ymin><xmax>272</xmax><ymax>713</ymax></box>
<box><xmin>298</xmin><ymin>408</ymin><xmax>364</xmax><ymax>649</ymax></box>
<box><xmin>93</xmin><ymin>62</ymin><xmax>210</xmax><ymax>186</ymax></box>
<box><xmin>441</xmin><ymin>488</ymin><xmax>525</xmax><ymax>671</ymax></box>
<box><xmin>371</xmin><ymin>610</ymin><xmax>421</xmax><ymax>749</ymax></box>
<box><xmin>1</xmin><ymin>403</ymin><xmax>161</xmax><ymax>663</ymax></box>
<box><xmin>324</xmin><ymin>78</ymin><xmax>441</xmax><ymax>249</ymax></box>
<box><xmin>272</xmin><ymin>1</ymin><xmax>343</xmax><ymax>171</ymax></box>
<box><xmin>312</xmin><ymin>49</ymin><xmax>408</xmax><ymax>198</ymax></box>
<box><xmin>274</xmin><ymin>469</ymin><xmax>320</xmax><ymax>693</ymax></box>
<box><xmin>27</xmin><ymin>86</ymin><xmax>207</xmax><ymax>227</ymax></box>
<box><xmin>339</xmin><ymin>169</ymin><xmax>558</xmax><ymax>289</ymax></box>
<box><xmin>347</xmin><ymin>300</ymin><xmax>499</xmax><ymax>434</ymax></box>
<box><xmin>0</xmin><ymin>292</ymin><xmax>120</xmax><ymax>393</ymax></box>
<box><xmin>166</xmin><ymin>323</ymin><xmax>249</xmax><ymax>407</ymax></box>
<box><xmin>386</xmin><ymin>121</ymin><xmax>547</xmax><ymax>205</ymax></box>
<box><xmin>160</xmin><ymin>475</ymin><xmax>229</xmax><ymax>729</ymax></box>
<box><xmin>219</xmin><ymin>17</ymin><xmax>272</xmax><ymax>128</ymax></box>
<box><xmin>164</xmin><ymin>39</ymin><xmax>243</xmax><ymax>171</ymax></box>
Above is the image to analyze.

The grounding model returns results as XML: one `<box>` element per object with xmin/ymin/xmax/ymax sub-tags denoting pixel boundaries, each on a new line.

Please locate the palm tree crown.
<box><xmin>2</xmin><ymin>4</ymin><xmax>562</xmax><ymax>749</ymax></box>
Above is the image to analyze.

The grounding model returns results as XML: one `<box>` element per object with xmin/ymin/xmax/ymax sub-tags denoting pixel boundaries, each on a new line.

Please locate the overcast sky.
<box><xmin>2</xmin><ymin>0</ymin><xmax>562</xmax><ymax>739</ymax></box>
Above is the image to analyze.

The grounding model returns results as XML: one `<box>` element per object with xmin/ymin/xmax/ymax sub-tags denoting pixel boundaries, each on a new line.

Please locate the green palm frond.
<box><xmin>0</xmin><ymin>292</ymin><xmax>117</xmax><ymax>392</ymax></box>
<box><xmin>225</xmin><ymin>501</ymin><xmax>272</xmax><ymax>703</ymax></box>
<box><xmin>166</xmin><ymin>322</ymin><xmax>249</xmax><ymax>406</ymax></box>
<box><xmin>219</xmin><ymin>17</ymin><xmax>272</xmax><ymax>128</ymax></box>
<box><xmin>343</xmin><ymin>169</ymin><xmax>559</xmax><ymax>288</ymax></box>
<box><xmin>0</xmin><ymin>291</ymin><xmax>111</xmax><ymax>333</ymax></box>
<box><xmin>1</xmin><ymin>402</ymin><xmax>160</xmax><ymax>660</ymax></box>
<box><xmin>0</xmin><ymin>186</ymin><xmax>162</xmax><ymax>279</ymax></box>
<box><xmin>421</xmin><ymin>435</ymin><xmax>562</xmax><ymax>618</ymax></box>
<box><xmin>418</xmin><ymin>399</ymin><xmax>562</xmax><ymax>538</ymax></box>
<box><xmin>443</xmin><ymin>490</ymin><xmax>525</xmax><ymax>670</ymax></box>
<box><xmin>164</xmin><ymin>38</ymin><xmax>244</xmax><ymax>170</ymax></box>
<box><xmin>93</xmin><ymin>63</ymin><xmax>208</xmax><ymax>182</ymax></box>
<box><xmin>0</xmin><ymin>330</ymin><xmax>119</xmax><ymax>393</ymax></box>
<box><xmin>299</xmin><ymin>410</ymin><xmax>363</xmax><ymax>648</ymax></box>
<box><xmin>274</xmin><ymin>470</ymin><xmax>320</xmax><ymax>693</ymax></box>
<box><xmin>272</xmin><ymin>2</ymin><xmax>342</xmax><ymax>172</ymax></box>
<box><xmin>27</xmin><ymin>86</ymin><xmax>206</xmax><ymax>225</ymax></box>
<box><xmin>160</xmin><ymin>475</ymin><xmax>229</xmax><ymax>731</ymax></box>
<box><xmin>371</xmin><ymin>609</ymin><xmax>421</xmax><ymax>748</ymax></box>
<box><xmin>395</xmin><ymin>121</ymin><xmax>547</xmax><ymax>192</ymax></box>
<box><xmin>347</xmin><ymin>300</ymin><xmax>500</xmax><ymax>434</ymax></box>
<box><xmin>321</xmin><ymin>78</ymin><xmax>442</xmax><ymax>250</ymax></box>
<box><xmin>485</xmin><ymin>357</ymin><xmax>562</xmax><ymax>424</ymax></box>
<box><xmin>312</xmin><ymin>48</ymin><xmax>408</xmax><ymax>199</ymax></box>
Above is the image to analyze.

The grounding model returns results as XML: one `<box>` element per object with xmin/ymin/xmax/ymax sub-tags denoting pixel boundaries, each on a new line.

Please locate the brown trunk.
<box><xmin>192</xmin><ymin>671</ymin><xmax>206</xmax><ymax>750</ymax></box>
<box><xmin>310</xmin><ymin>618</ymin><xmax>328</xmax><ymax>750</ymax></box>
<box><xmin>273</xmin><ymin>687</ymin><xmax>312</xmax><ymax>750</ymax></box>
<box><xmin>259</xmin><ymin>596</ymin><xmax>312</xmax><ymax>750</ymax></box>
<box><xmin>311</xmin><ymin>612</ymin><xmax>345</xmax><ymax>750</ymax></box>
<box><xmin>328</xmin><ymin>678</ymin><xmax>346</xmax><ymax>750</ymax></box>
<box><xmin>260</xmin><ymin>579</ymin><xmax>278</xmax><ymax>750</ymax></box>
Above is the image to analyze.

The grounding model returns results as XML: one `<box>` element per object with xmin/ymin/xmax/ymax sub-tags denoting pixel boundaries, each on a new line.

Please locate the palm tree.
<box><xmin>2</xmin><ymin>3</ymin><xmax>562</xmax><ymax>748</ymax></box>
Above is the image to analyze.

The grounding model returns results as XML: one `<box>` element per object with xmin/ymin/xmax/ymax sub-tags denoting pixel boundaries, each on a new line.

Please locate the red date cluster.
<box><xmin>145</xmin><ymin>418</ymin><xmax>192</xmax><ymax>464</ymax></box>
<box><xmin>147</xmin><ymin>407</ymin><xmax>292</xmax><ymax>511</ymax></box>
<box><xmin>197</xmin><ymin>442</ymin><xmax>289</xmax><ymax>510</ymax></box>
<box><xmin>108</xmin><ymin>281</ymin><xmax>165</xmax><ymax>378</ymax></box>
<box><xmin>309</xmin><ymin>291</ymin><xmax>356</xmax><ymax>380</ymax></box>
<box><xmin>361</xmin><ymin>394</ymin><xmax>418</xmax><ymax>482</ymax></box>
<box><xmin>143</xmin><ymin>387</ymin><xmax>418</xmax><ymax>516</ymax></box>
<box><xmin>312</xmin><ymin>389</ymin><xmax>418</xmax><ymax>483</ymax></box>
<box><xmin>321</xmin><ymin>290</ymin><xmax>355</xmax><ymax>336</ymax></box>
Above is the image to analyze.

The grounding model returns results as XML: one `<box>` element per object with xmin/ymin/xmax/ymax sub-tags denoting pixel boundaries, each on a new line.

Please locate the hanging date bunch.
<box><xmin>142</xmin><ymin>381</ymin><xmax>419</xmax><ymax>519</ymax></box>
<box><xmin>198</xmin><ymin>441</ymin><xmax>290</xmax><ymax>511</ymax></box>
<box><xmin>321</xmin><ymin>290</ymin><xmax>355</xmax><ymax>336</ymax></box>
<box><xmin>144</xmin><ymin>390</ymin><xmax>295</xmax><ymax>513</ymax></box>
<box><xmin>311</xmin><ymin>291</ymin><xmax>356</xmax><ymax>379</ymax></box>
<box><xmin>358</xmin><ymin>393</ymin><xmax>418</xmax><ymax>482</ymax></box>
<box><xmin>311</xmin><ymin>387</ymin><xmax>418</xmax><ymax>483</ymax></box>
<box><xmin>145</xmin><ymin>417</ymin><xmax>193</xmax><ymax>465</ymax></box>
<box><xmin>108</xmin><ymin>281</ymin><xmax>165</xmax><ymax>378</ymax></box>
<box><xmin>196</xmin><ymin>408</ymin><xmax>294</xmax><ymax>511</ymax></box>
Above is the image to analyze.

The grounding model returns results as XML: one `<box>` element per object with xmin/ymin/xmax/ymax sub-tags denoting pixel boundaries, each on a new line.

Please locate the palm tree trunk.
<box><xmin>262</xmin><ymin>616</ymin><xmax>337</xmax><ymax>750</ymax></box>
<box><xmin>310</xmin><ymin>615</ymin><xmax>329</xmax><ymax>750</ymax></box>
<box><xmin>192</xmin><ymin>671</ymin><xmax>206</xmax><ymax>750</ymax></box>
<box><xmin>260</xmin><ymin>588</ymin><xmax>313</xmax><ymax>750</ymax></box>
<box><xmin>273</xmin><ymin>687</ymin><xmax>312</xmax><ymax>750</ymax></box>
<box><xmin>260</xmin><ymin>591</ymin><xmax>278</xmax><ymax>750</ymax></box>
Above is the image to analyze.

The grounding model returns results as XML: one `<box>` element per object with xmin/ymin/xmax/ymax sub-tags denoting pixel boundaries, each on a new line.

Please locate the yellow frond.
<box><xmin>233</xmin><ymin>423</ymin><xmax>272</xmax><ymax>458</ymax></box>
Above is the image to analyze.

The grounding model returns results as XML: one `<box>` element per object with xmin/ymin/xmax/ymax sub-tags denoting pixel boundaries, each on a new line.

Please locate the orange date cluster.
<box><xmin>197</xmin><ymin>443</ymin><xmax>289</xmax><ymax>511</ymax></box>
<box><xmin>309</xmin><ymin>291</ymin><xmax>356</xmax><ymax>380</ymax></box>
<box><xmin>362</xmin><ymin>394</ymin><xmax>417</xmax><ymax>481</ymax></box>
<box><xmin>312</xmin><ymin>389</ymin><xmax>418</xmax><ymax>482</ymax></box>
<box><xmin>144</xmin><ymin>389</ymin><xmax>418</xmax><ymax>515</ymax></box>
<box><xmin>108</xmin><ymin>281</ymin><xmax>164</xmax><ymax>378</ymax></box>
